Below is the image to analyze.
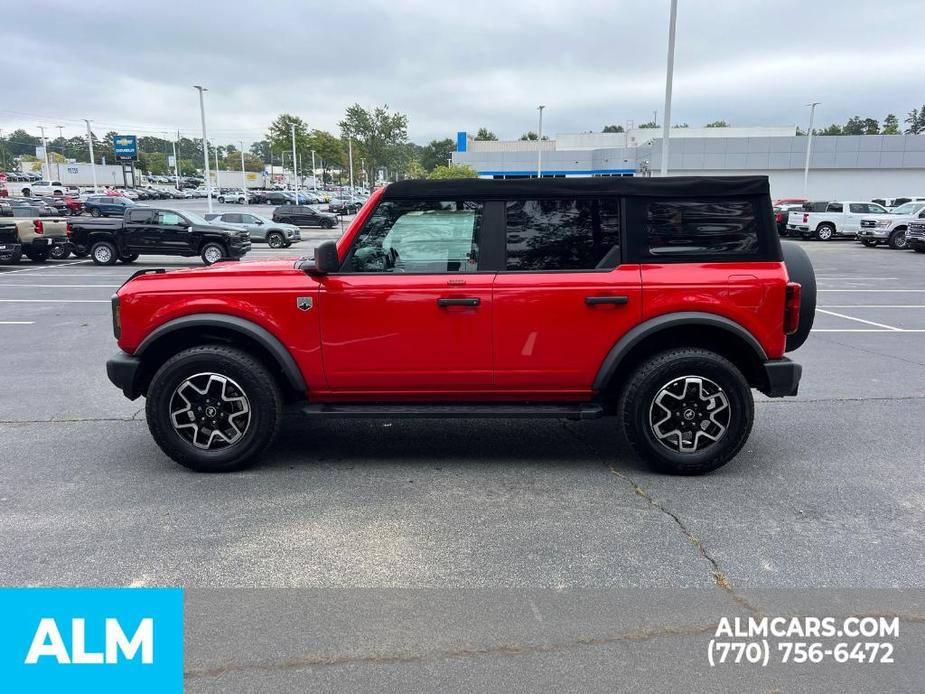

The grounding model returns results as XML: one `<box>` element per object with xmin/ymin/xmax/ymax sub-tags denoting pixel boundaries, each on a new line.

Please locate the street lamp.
<box><xmin>290</xmin><ymin>123</ymin><xmax>298</xmax><ymax>201</ymax></box>
<box><xmin>193</xmin><ymin>85</ymin><xmax>213</xmax><ymax>213</ymax></box>
<box><xmin>660</xmin><ymin>0</ymin><xmax>679</xmax><ymax>176</ymax></box>
<box><xmin>240</xmin><ymin>140</ymin><xmax>247</xmax><ymax>205</ymax></box>
<box><xmin>536</xmin><ymin>105</ymin><xmax>545</xmax><ymax>177</ymax></box>
<box><xmin>84</xmin><ymin>119</ymin><xmax>98</xmax><ymax>192</ymax></box>
<box><xmin>36</xmin><ymin>126</ymin><xmax>50</xmax><ymax>181</ymax></box>
<box><xmin>803</xmin><ymin>102</ymin><xmax>820</xmax><ymax>196</ymax></box>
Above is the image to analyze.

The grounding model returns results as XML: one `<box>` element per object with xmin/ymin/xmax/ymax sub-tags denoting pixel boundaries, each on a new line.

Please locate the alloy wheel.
<box><xmin>169</xmin><ymin>373</ymin><xmax>251</xmax><ymax>450</ymax></box>
<box><xmin>648</xmin><ymin>375</ymin><xmax>730</xmax><ymax>454</ymax></box>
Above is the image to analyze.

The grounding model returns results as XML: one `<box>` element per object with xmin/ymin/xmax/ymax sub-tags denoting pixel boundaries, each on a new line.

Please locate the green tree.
<box><xmin>818</xmin><ymin>124</ymin><xmax>843</xmax><ymax>136</ymax></box>
<box><xmin>420</xmin><ymin>138</ymin><xmax>455</xmax><ymax>171</ymax></box>
<box><xmin>140</xmin><ymin>152</ymin><xmax>169</xmax><ymax>175</ymax></box>
<box><xmin>249</xmin><ymin>140</ymin><xmax>271</xmax><ymax>162</ymax></box>
<box><xmin>519</xmin><ymin>131</ymin><xmax>539</xmax><ymax>140</ymax></box>
<box><xmin>704</xmin><ymin>120</ymin><xmax>729</xmax><ymax>128</ymax></box>
<box><xmin>637</xmin><ymin>121</ymin><xmax>657</xmax><ymax>129</ymax></box>
<box><xmin>905</xmin><ymin>107</ymin><xmax>924</xmax><ymax>134</ymax></box>
<box><xmin>602</xmin><ymin>125</ymin><xmax>625</xmax><ymax>133</ymax></box>
<box><xmin>4</xmin><ymin>129</ymin><xmax>39</xmax><ymax>157</ymax></box>
<box><xmin>882</xmin><ymin>114</ymin><xmax>900</xmax><ymax>135</ymax></box>
<box><xmin>307</xmin><ymin>129</ymin><xmax>344</xmax><ymax>182</ymax></box>
<box><xmin>427</xmin><ymin>163</ymin><xmax>478</xmax><ymax>179</ymax></box>
<box><xmin>404</xmin><ymin>160</ymin><xmax>427</xmax><ymax>179</ymax></box>
<box><xmin>223</xmin><ymin>151</ymin><xmax>265</xmax><ymax>172</ymax></box>
<box><xmin>475</xmin><ymin>127</ymin><xmax>498</xmax><ymax>140</ymax></box>
<box><xmin>673</xmin><ymin>123</ymin><xmax>690</xmax><ymax>128</ymax></box>
<box><xmin>339</xmin><ymin>103</ymin><xmax>408</xmax><ymax>187</ymax></box>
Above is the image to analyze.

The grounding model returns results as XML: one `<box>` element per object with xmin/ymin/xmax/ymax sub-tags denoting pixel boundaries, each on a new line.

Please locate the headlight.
<box><xmin>876</xmin><ymin>220</ymin><xmax>892</xmax><ymax>228</ymax></box>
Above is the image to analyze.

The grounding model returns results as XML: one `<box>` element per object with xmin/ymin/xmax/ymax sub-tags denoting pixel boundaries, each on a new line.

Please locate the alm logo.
<box><xmin>116</xmin><ymin>138</ymin><xmax>133</xmax><ymax>147</ymax></box>
<box><xmin>25</xmin><ymin>617</ymin><xmax>153</xmax><ymax>665</ymax></box>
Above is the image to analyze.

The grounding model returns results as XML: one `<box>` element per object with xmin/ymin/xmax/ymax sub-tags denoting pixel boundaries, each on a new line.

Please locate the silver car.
<box><xmin>205</xmin><ymin>212</ymin><xmax>302</xmax><ymax>248</ymax></box>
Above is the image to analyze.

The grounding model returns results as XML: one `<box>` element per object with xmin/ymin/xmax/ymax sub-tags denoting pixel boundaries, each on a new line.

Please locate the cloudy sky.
<box><xmin>2</xmin><ymin>0</ymin><xmax>924</xmax><ymax>147</ymax></box>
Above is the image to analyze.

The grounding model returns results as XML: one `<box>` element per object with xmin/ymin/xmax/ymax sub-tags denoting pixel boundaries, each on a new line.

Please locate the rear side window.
<box><xmin>222</xmin><ymin>214</ymin><xmax>242</xmax><ymax>223</ymax></box>
<box><xmin>826</xmin><ymin>203</ymin><xmax>843</xmax><ymax>213</ymax></box>
<box><xmin>646</xmin><ymin>199</ymin><xmax>759</xmax><ymax>256</ymax></box>
<box><xmin>504</xmin><ymin>198</ymin><xmax>621</xmax><ymax>271</ymax></box>
<box><xmin>127</xmin><ymin>209</ymin><xmax>155</xmax><ymax>223</ymax></box>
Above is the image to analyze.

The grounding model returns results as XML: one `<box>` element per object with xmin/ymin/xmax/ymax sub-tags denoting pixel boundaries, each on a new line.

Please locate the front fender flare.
<box><xmin>592</xmin><ymin>312</ymin><xmax>768</xmax><ymax>391</ymax></box>
<box><xmin>135</xmin><ymin>313</ymin><xmax>307</xmax><ymax>393</ymax></box>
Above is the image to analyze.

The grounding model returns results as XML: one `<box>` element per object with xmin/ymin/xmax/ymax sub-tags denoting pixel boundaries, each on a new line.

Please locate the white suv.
<box><xmin>858</xmin><ymin>201</ymin><xmax>925</xmax><ymax>250</ymax></box>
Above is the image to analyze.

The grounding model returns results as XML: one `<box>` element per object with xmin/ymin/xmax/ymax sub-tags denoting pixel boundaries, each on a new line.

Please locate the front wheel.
<box><xmin>201</xmin><ymin>243</ymin><xmax>225</xmax><ymax>265</ymax></box>
<box><xmin>120</xmin><ymin>252</ymin><xmax>139</xmax><ymax>263</ymax></box>
<box><xmin>889</xmin><ymin>229</ymin><xmax>908</xmax><ymax>250</ymax></box>
<box><xmin>90</xmin><ymin>208</ymin><xmax>101</xmax><ymax>217</ymax></box>
<box><xmin>815</xmin><ymin>224</ymin><xmax>835</xmax><ymax>241</ymax></box>
<box><xmin>860</xmin><ymin>238</ymin><xmax>878</xmax><ymax>247</ymax></box>
<box><xmin>217</xmin><ymin>197</ymin><xmax>225</xmax><ymax>204</ymax></box>
<box><xmin>50</xmin><ymin>244</ymin><xmax>71</xmax><ymax>260</ymax></box>
<box><xmin>618</xmin><ymin>348</ymin><xmax>754</xmax><ymax>475</ymax></box>
<box><xmin>266</xmin><ymin>232</ymin><xmax>285</xmax><ymax>248</ymax></box>
<box><xmin>145</xmin><ymin>345</ymin><xmax>282</xmax><ymax>472</ymax></box>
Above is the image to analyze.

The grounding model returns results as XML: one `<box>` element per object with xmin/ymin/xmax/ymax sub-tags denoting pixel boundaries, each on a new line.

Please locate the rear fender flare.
<box><xmin>592</xmin><ymin>312</ymin><xmax>768</xmax><ymax>391</ymax></box>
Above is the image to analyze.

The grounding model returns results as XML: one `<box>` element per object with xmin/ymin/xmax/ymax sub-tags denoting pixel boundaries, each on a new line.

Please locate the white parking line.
<box><xmin>0</xmin><ymin>260</ymin><xmax>90</xmax><ymax>275</ymax></box>
<box><xmin>819</xmin><ymin>305</ymin><xmax>925</xmax><ymax>308</ymax></box>
<box><xmin>812</xmin><ymin>329</ymin><xmax>925</xmax><ymax>333</ymax></box>
<box><xmin>0</xmin><ymin>321</ymin><xmax>34</xmax><ymax>325</ymax></box>
<box><xmin>815</xmin><ymin>308</ymin><xmax>903</xmax><ymax>331</ymax></box>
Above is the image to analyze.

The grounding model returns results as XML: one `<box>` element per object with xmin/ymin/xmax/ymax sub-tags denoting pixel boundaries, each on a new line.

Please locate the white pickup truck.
<box><xmin>786</xmin><ymin>200</ymin><xmax>893</xmax><ymax>240</ymax></box>
<box><xmin>857</xmin><ymin>200</ymin><xmax>925</xmax><ymax>250</ymax></box>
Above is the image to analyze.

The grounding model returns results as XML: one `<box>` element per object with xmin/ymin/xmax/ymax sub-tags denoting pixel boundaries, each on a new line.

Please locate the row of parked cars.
<box><xmin>773</xmin><ymin>196</ymin><xmax>925</xmax><ymax>251</ymax></box>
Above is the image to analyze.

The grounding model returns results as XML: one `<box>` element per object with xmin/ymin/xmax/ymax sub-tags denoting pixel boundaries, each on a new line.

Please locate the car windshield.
<box><xmin>892</xmin><ymin>202</ymin><xmax>925</xmax><ymax>215</ymax></box>
<box><xmin>182</xmin><ymin>211</ymin><xmax>211</xmax><ymax>225</ymax></box>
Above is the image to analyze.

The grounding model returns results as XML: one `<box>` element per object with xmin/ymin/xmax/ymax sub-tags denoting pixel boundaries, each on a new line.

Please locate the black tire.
<box><xmin>323</xmin><ymin>219</ymin><xmax>334</xmax><ymax>229</ymax></box>
<box><xmin>218</xmin><ymin>197</ymin><xmax>225</xmax><ymax>204</ymax></box>
<box><xmin>781</xmin><ymin>241</ymin><xmax>816</xmax><ymax>352</ymax></box>
<box><xmin>1</xmin><ymin>248</ymin><xmax>23</xmax><ymax>264</ymax></box>
<box><xmin>618</xmin><ymin>348</ymin><xmax>754</xmax><ymax>475</ymax></box>
<box><xmin>266</xmin><ymin>231</ymin><xmax>285</xmax><ymax>248</ymax></box>
<box><xmin>50</xmin><ymin>244</ymin><xmax>71</xmax><ymax>260</ymax></box>
<box><xmin>25</xmin><ymin>250</ymin><xmax>48</xmax><ymax>264</ymax></box>
<box><xmin>73</xmin><ymin>246</ymin><xmax>90</xmax><ymax>258</ymax></box>
<box><xmin>21</xmin><ymin>188</ymin><xmax>30</xmax><ymax>197</ymax></box>
<box><xmin>860</xmin><ymin>238</ymin><xmax>878</xmax><ymax>247</ymax></box>
<box><xmin>145</xmin><ymin>345</ymin><xmax>282</xmax><ymax>472</ymax></box>
<box><xmin>814</xmin><ymin>223</ymin><xmax>835</xmax><ymax>241</ymax></box>
<box><xmin>888</xmin><ymin>228</ymin><xmax>908</xmax><ymax>250</ymax></box>
<box><xmin>90</xmin><ymin>207</ymin><xmax>101</xmax><ymax>217</ymax></box>
<box><xmin>120</xmin><ymin>253</ymin><xmax>139</xmax><ymax>263</ymax></box>
<box><xmin>201</xmin><ymin>242</ymin><xmax>225</xmax><ymax>265</ymax></box>
<box><xmin>90</xmin><ymin>241</ymin><xmax>118</xmax><ymax>265</ymax></box>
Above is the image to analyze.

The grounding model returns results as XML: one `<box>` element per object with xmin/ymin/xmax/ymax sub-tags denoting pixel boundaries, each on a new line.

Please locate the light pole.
<box><xmin>660</xmin><ymin>0</ymin><xmax>678</xmax><ymax>176</ymax></box>
<box><xmin>311</xmin><ymin>149</ymin><xmax>316</xmax><ymax>189</ymax></box>
<box><xmin>172</xmin><ymin>130</ymin><xmax>180</xmax><ymax>190</ymax></box>
<box><xmin>240</xmin><ymin>140</ymin><xmax>247</xmax><ymax>204</ymax></box>
<box><xmin>36</xmin><ymin>126</ymin><xmax>51</xmax><ymax>181</ymax></box>
<box><xmin>348</xmin><ymin>138</ymin><xmax>354</xmax><ymax>200</ymax></box>
<box><xmin>193</xmin><ymin>85</ymin><xmax>213</xmax><ymax>213</ymax></box>
<box><xmin>290</xmin><ymin>123</ymin><xmax>298</xmax><ymax>201</ymax></box>
<box><xmin>536</xmin><ymin>105</ymin><xmax>545</xmax><ymax>177</ymax></box>
<box><xmin>803</xmin><ymin>102</ymin><xmax>820</xmax><ymax>197</ymax></box>
<box><xmin>55</xmin><ymin>125</ymin><xmax>64</xmax><ymax>180</ymax></box>
<box><xmin>84</xmin><ymin>119</ymin><xmax>98</xmax><ymax>192</ymax></box>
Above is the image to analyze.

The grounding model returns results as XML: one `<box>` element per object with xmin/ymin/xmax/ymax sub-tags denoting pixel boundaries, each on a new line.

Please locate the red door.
<box><xmin>492</xmin><ymin>266</ymin><xmax>642</xmax><ymax>397</ymax></box>
<box><xmin>317</xmin><ymin>273</ymin><xmax>494</xmax><ymax>396</ymax></box>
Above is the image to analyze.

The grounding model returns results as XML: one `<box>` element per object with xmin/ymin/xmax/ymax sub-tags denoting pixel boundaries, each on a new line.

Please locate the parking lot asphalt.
<box><xmin>1</xmin><ymin>234</ymin><xmax>923</xmax><ymax>689</ymax></box>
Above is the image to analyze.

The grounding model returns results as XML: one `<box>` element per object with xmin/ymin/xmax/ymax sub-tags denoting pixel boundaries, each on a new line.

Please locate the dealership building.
<box><xmin>452</xmin><ymin>127</ymin><xmax>925</xmax><ymax>200</ymax></box>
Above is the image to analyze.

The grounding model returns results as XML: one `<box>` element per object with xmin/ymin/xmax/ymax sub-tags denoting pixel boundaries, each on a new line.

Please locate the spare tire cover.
<box><xmin>782</xmin><ymin>241</ymin><xmax>816</xmax><ymax>351</ymax></box>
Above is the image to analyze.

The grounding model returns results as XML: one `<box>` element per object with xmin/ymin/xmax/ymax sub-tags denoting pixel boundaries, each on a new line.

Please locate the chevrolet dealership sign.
<box><xmin>113</xmin><ymin>135</ymin><xmax>137</xmax><ymax>162</ymax></box>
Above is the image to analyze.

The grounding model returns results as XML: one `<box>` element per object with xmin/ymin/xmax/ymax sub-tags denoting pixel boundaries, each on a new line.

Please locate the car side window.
<box><xmin>504</xmin><ymin>198</ymin><xmax>620</xmax><ymax>271</ymax></box>
<box><xmin>127</xmin><ymin>209</ymin><xmax>155</xmax><ymax>224</ymax></box>
<box><xmin>868</xmin><ymin>203</ymin><xmax>888</xmax><ymax>214</ymax></box>
<box><xmin>849</xmin><ymin>204</ymin><xmax>865</xmax><ymax>213</ymax></box>
<box><xmin>157</xmin><ymin>211</ymin><xmax>185</xmax><ymax>226</ymax></box>
<box><xmin>344</xmin><ymin>200</ymin><xmax>482</xmax><ymax>273</ymax></box>
<box><xmin>646</xmin><ymin>199</ymin><xmax>759</xmax><ymax>256</ymax></box>
<box><xmin>826</xmin><ymin>203</ymin><xmax>843</xmax><ymax>213</ymax></box>
<box><xmin>223</xmin><ymin>214</ymin><xmax>242</xmax><ymax>223</ymax></box>
<box><xmin>242</xmin><ymin>215</ymin><xmax>260</xmax><ymax>223</ymax></box>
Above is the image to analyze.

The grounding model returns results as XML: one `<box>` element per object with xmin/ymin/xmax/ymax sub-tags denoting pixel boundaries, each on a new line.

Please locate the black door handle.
<box><xmin>437</xmin><ymin>297</ymin><xmax>480</xmax><ymax>307</ymax></box>
<box><xmin>585</xmin><ymin>296</ymin><xmax>629</xmax><ymax>306</ymax></box>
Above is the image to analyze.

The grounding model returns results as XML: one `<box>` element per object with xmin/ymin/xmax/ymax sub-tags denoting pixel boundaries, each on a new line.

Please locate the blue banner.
<box><xmin>113</xmin><ymin>135</ymin><xmax>138</xmax><ymax>161</ymax></box>
<box><xmin>0</xmin><ymin>588</ymin><xmax>183</xmax><ymax>694</ymax></box>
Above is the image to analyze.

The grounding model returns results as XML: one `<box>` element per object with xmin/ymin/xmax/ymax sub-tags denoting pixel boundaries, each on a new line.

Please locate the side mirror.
<box><xmin>255</xmin><ymin>219</ymin><xmax>263</xmax><ymax>225</ymax></box>
<box><xmin>187</xmin><ymin>226</ymin><xmax>193</xmax><ymax>233</ymax></box>
<box><xmin>310</xmin><ymin>240</ymin><xmax>339</xmax><ymax>274</ymax></box>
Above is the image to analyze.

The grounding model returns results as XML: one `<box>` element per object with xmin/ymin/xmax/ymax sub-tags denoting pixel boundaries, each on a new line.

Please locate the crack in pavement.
<box><xmin>560</xmin><ymin>422</ymin><xmax>761</xmax><ymax>616</ymax></box>
<box><xmin>184</xmin><ymin>611</ymin><xmax>925</xmax><ymax>679</ymax></box>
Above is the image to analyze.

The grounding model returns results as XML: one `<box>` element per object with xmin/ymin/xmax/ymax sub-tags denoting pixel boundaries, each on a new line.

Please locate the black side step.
<box><xmin>301</xmin><ymin>403</ymin><xmax>604</xmax><ymax>420</ymax></box>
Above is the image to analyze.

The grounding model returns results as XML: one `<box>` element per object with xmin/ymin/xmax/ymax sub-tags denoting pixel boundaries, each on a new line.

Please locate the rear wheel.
<box><xmin>888</xmin><ymin>229</ymin><xmax>908</xmax><ymax>250</ymax></box>
<box><xmin>50</xmin><ymin>244</ymin><xmax>71</xmax><ymax>260</ymax></box>
<box><xmin>90</xmin><ymin>208</ymin><xmax>101</xmax><ymax>217</ymax></box>
<box><xmin>218</xmin><ymin>197</ymin><xmax>225</xmax><ymax>204</ymax></box>
<box><xmin>266</xmin><ymin>232</ymin><xmax>285</xmax><ymax>248</ymax></box>
<box><xmin>25</xmin><ymin>250</ymin><xmax>48</xmax><ymax>264</ymax></box>
<box><xmin>618</xmin><ymin>348</ymin><xmax>754</xmax><ymax>475</ymax></box>
<box><xmin>145</xmin><ymin>345</ymin><xmax>282</xmax><ymax>472</ymax></box>
<box><xmin>90</xmin><ymin>241</ymin><xmax>118</xmax><ymax>265</ymax></box>
<box><xmin>201</xmin><ymin>243</ymin><xmax>225</xmax><ymax>265</ymax></box>
<box><xmin>815</xmin><ymin>223</ymin><xmax>835</xmax><ymax>241</ymax></box>
<box><xmin>1</xmin><ymin>248</ymin><xmax>23</xmax><ymax>264</ymax></box>
<box><xmin>860</xmin><ymin>238</ymin><xmax>878</xmax><ymax>247</ymax></box>
<box><xmin>782</xmin><ymin>241</ymin><xmax>816</xmax><ymax>352</ymax></box>
<box><xmin>120</xmin><ymin>252</ymin><xmax>139</xmax><ymax>263</ymax></box>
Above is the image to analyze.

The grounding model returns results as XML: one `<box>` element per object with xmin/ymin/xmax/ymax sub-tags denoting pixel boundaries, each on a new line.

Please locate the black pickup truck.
<box><xmin>70</xmin><ymin>207</ymin><xmax>252</xmax><ymax>265</ymax></box>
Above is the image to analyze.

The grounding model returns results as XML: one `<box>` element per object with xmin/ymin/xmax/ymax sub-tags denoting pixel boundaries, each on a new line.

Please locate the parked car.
<box><xmin>204</xmin><ymin>212</ymin><xmax>302</xmax><ymax>247</ymax></box>
<box><xmin>785</xmin><ymin>200</ymin><xmax>891</xmax><ymax>240</ymax></box>
<box><xmin>0</xmin><ymin>225</ymin><xmax>21</xmax><ymax>263</ymax></box>
<box><xmin>857</xmin><ymin>201</ymin><xmax>925</xmax><ymax>249</ymax></box>
<box><xmin>272</xmin><ymin>205</ymin><xmax>337</xmax><ymax>228</ymax></box>
<box><xmin>217</xmin><ymin>188</ymin><xmax>249</xmax><ymax>204</ymax></box>
<box><xmin>907</xmin><ymin>220</ymin><xmax>925</xmax><ymax>252</ymax></box>
<box><xmin>26</xmin><ymin>180</ymin><xmax>66</xmax><ymax>196</ymax></box>
<box><xmin>773</xmin><ymin>198</ymin><xmax>807</xmax><ymax>206</ymax></box>
<box><xmin>327</xmin><ymin>199</ymin><xmax>363</xmax><ymax>215</ymax></box>
<box><xmin>0</xmin><ymin>207</ymin><xmax>69</xmax><ymax>262</ymax></box>
<box><xmin>105</xmin><ymin>176</ymin><xmax>814</xmax><ymax>475</ymax></box>
<box><xmin>254</xmin><ymin>191</ymin><xmax>291</xmax><ymax>206</ymax></box>
<box><xmin>871</xmin><ymin>196</ymin><xmax>925</xmax><ymax>210</ymax></box>
<box><xmin>84</xmin><ymin>195</ymin><xmax>138</xmax><ymax>217</ymax></box>
<box><xmin>71</xmin><ymin>207</ymin><xmax>251</xmax><ymax>265</ymax></box>
<box><xmin>773</xmin><ymin>203</ymin><xmax>804</xmax><ymax>236</ymax></box>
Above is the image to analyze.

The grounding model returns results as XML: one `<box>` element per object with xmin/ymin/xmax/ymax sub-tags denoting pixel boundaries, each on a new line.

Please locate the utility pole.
<box><xmin>803</xmin><ymin>102</ymin><xmax>820</xmax><ymax>197</ymax></box>
<box><xmin>240</xmin><ymin>140</ymin><xmax>247</xmax><ymax>204</ymax></box>
<box><xmin>290</xmin><ymin>122</ymin><xmax>298</xmax><ymax>201</ymax></box>
<box><xmin>55</xmin><ymin>124</ymin><xmax>64</xmax><ymax>180</ymax></box>
<box><xmin>173</xmin><ymin>130</ymin><xmax>181</xmax><ymax>190</ymax></box>
<box><xmin>36</xmin><ymin>126</ymin><xmax>51</xmax><ymax>181</ymax></box>
<box><xmin>214</xmin><ymin>145</ymin><xmax>220</xmax><ymax>192</ymax></box>
<box><xmin>311</xmin><ymin>149</ymin><xmax>316</xmax><ymax>189</ymax></box>
<box><xmin>348</xmin><ymin>138</ymin><xmax>354</xmax><ymax>200</ymax></box>
<box><xmin>660</xmin><ymin>0</ymin><xmax>678</xmax><ymax>176</ymax></box>
<box><xmin>537</xmin><ymin>105</ymin><xmax>545</xmax><ymax>177</ymax></box>
<box><xmin>84</xmin><ymin>120</ymin><xmax>98</xmax><ymax>192</ymax></box>
<box><xmin>193</xmin><ymin>85</ymin><xmax>213</xmax><ymax>213</ymax></box>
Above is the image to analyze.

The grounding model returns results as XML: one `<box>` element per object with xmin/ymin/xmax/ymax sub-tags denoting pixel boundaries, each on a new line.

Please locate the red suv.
<box><xmin>107</xmin><ymin>177</ymin><xmax>815</xmax><ymax>475</ymax></box>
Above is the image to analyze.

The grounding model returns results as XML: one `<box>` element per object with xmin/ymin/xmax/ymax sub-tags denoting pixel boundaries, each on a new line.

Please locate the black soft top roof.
<box><xmin>381</xmin><ymin>175</ymin><xmax>769</xmax><ymax>200</ymax></box>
